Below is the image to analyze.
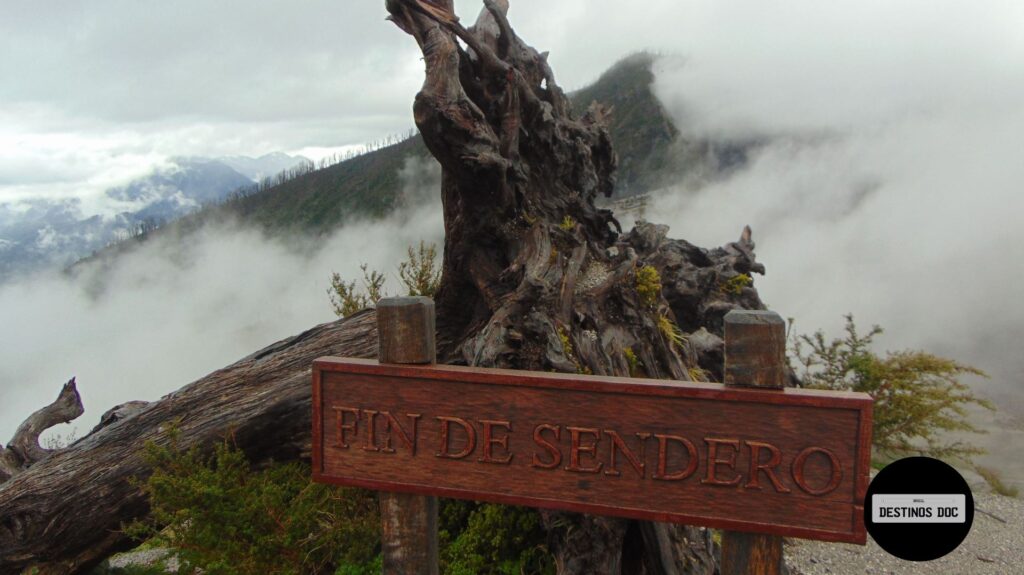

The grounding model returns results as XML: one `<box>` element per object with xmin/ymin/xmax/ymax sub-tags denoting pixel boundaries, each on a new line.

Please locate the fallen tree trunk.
<box><xmin>0</xmin><ymin>311</ymin><xmax>378</xmax><ymax>575</ymax></box>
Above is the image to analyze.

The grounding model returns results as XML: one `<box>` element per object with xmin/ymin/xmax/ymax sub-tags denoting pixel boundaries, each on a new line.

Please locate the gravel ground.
<box><xmin>787</xmin><ymin>491</ymin><xmax>1023</xmax><ymax>575</ymax></box>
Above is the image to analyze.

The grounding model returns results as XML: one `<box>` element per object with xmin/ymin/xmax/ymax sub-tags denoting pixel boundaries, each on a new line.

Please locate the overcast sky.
<box><xmin>2</xmin><ymin>1</ymin><xmax>1023</xmax><ymax>477</ymax></box>
<box><xmin>0</xmin><ymin>0</ymin><xmax>685</xmax><ymax>210</ymax></box>
<box><xmin>3</xmin><ymin>1</ymin><xmax>1021</xmax><ymax>206</ymax></box>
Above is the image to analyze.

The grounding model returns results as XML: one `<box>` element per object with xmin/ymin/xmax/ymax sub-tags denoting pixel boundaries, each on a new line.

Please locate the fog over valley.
<box><xmin>0</xmin><ymin>157</ymin><xmax>444</xmax><ymax>441</ymax></box>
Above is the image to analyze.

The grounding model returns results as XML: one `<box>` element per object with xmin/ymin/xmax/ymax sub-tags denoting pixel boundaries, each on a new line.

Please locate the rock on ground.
<box><xmin>105</xmin><ymin>548</ymin><xmax>178</xmax><ymax>572</ymax></box>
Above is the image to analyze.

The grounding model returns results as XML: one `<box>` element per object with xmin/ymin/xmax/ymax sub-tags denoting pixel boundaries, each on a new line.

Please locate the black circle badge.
<box><xmin>864</xmin><ymin>456</ymin><xmax>974</xmax><ymax>561</ymax></box>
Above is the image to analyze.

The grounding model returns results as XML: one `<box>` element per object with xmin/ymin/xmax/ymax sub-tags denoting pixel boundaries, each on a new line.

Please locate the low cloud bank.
<box><xmin>639</xmin><ymin>4</ymin><xmax>1024</xmax><ymax>412</ymax></box>
<box><xmin>0</xmin><ymin>158</ymin><xmax>443</xmax><ymax>441</ymax></box>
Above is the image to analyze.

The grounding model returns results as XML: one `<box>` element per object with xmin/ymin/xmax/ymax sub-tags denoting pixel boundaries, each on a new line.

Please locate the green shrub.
<box><xmin>792</xmin><ymin>314</ymin><xmax>993</xmax><ymax>461</ymax></box>
<box><xmin>128</xmin><ymin>434</ymin><xmax>380</xmax><ymax>575</ymax></box>
<box><xmin>328</xmin><ymin>263</ymin><xmax>386</xmax><ymax>318</ymax></box>
<box><xmin>398</xmin><ymin>241</ymin><xmax>441</xmax><ymax>297</ymax></box>
<box><xmin>329</xmin><ymin>241</ymin><xmax>441</xmax><ymax>317</ymax></box>
<box><xmin>128</xmin><ymin>433</ymin><xmax>555</xmax><ymax>575</ymax></box>
<box><xmin>440</xmin><ymin>502</ymin><xmax>554</xmax><ymax>575</ymax></box>
<box><xmin>976</xmin><ymin>466</ymin><xmax>1019</xmax><ymax>498</ymax></box>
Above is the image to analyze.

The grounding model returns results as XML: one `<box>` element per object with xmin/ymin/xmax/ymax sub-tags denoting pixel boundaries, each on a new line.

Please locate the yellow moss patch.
<box><xmin>635</xmin><ymin>265</ymin><xmax>661</xmax><ymax>308</ymax></box>
<box><xmin>719</xmin><ymin>273</ymin><xmax>752</xmax><ymax>295</ymax></box>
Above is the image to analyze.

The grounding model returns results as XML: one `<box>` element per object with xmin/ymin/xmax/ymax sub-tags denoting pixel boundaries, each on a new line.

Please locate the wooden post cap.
<box><xmin>377</xmin><ymin>297</ymin><xmax>436</xmax><ymax>365</ymax></box>
<box><xmin>723</xmin><ymin>310</ymin><xmax>786</xmax><ymax>389</ymax></box>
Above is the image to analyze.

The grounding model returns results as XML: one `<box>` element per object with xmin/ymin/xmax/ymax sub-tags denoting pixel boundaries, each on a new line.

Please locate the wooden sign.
<box><xmin>312</xmin><ymin>357</ymin><xmax>872</xmax><ymax>543</ymax></box>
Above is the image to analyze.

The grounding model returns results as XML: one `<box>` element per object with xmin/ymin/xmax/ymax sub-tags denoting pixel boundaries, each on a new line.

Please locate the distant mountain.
<box><xmin>572</xmin><ymin>53</ymin><xmax>759</xmax><ymax>196</ymax></box>
<box><xmin>0</xmin><ymin>155</ymin><xmax>307</xmax><ymax>282</ymax></box>
<box><xmin>105</xmin><ymin>157</ymin><xmax>254</xmax><ymax>223</ymax></box>
<box><xmin>0</xmin><ymin>199</ymin><xmax>116</xmax><ymax>279</ymax></box>
<box><xmin>218</xmin><ymin>153</ymin><xmax>311</xmax><ymax>182</ymax></box>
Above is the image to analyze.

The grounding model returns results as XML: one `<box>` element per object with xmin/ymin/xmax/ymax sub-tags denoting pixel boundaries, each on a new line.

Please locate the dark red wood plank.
<box><xmin>312</xmin><ymin>358</ymin><xmax>871</xmax><ymax>543</ymax></box>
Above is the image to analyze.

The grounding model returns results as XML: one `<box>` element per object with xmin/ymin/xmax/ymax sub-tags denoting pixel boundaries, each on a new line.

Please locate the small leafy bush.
<box><xmin>398</xmin><ymin>241</ymin><xmax>441</xmax><ymax>297</ymax></box>
<box><xmin>328</xmin><ymin>264</ymin><xmax>386</xmax><ymax>318</ymax></box>
<box><xmin>975</xmin><ymin>466</ymin><xmax>1019</xmax><ymax>498</ymax></box>
<box><xmin>329</xmin><ymin>241</ymin><xmax>441</xmax><ymax>317</ymax></box>
<box><xmin>793</xmin><ymin>314</ymin><xmax>993</xmax><ymax>461</ymax></box>
<box><xmin>128</xmin><ymin>433</ymin><xmax>556</xmax><ymax>575</ymax></box>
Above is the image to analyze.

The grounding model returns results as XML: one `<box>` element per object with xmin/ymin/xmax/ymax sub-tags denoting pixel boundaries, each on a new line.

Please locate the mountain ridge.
<box><xmin>70</xmin><ymin>52</ymin><xmax>755</xmax><ymax>274</ymax></box>
<box><xmin>113</xmin><ymin>52</ymin><xmax>681</xmax><ymax>241</ymax></box>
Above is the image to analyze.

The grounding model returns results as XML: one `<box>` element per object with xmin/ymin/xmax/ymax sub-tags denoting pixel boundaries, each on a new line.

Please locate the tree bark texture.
<box><xmin>384</xmin><ymin>1</ymin><xmax>767</xmax><ymax>573</ymax></box>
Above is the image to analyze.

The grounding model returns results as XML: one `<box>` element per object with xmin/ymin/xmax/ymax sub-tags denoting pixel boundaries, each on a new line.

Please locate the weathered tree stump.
<box><xmin>384</xmin><ymin>1</ymin><xmax>768</xmax><ymax>572</ymax></box>
<box><xmin>0</xmin><ymin>378</ymin><xmax>84</xmax><ymax>482</ymax></box>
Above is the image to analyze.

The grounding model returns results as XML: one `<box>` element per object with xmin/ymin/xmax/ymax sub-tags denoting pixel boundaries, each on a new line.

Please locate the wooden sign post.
<box><xmin>374</xmin><ymin>297</ymin><xmax>438</xmax><ymax>575</ymax></box>
<box><xmin>721</xmin><ymin>310</ymin><xmax>788</xmax><ymax>575</ymax></box>
<box><xmin>313</xmin><ymin>302</ymin><xmax>872</xmax><ymax>572</ymax></box>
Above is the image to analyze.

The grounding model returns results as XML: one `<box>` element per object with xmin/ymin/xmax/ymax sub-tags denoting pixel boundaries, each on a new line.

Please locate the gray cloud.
<box><xmin>629</xmin><ymin>0</ymin><xmax>1024</xmax><ymax>483</ymax></box>
<box><xmin>640</xmin><ymin>0</ymin><xmax>1024</xmax><ymax>373</ymax></box>
<box><xmin>0</xmin><ymin>2</ymin><xmax>418</xmax><ymax>127</ymax></box>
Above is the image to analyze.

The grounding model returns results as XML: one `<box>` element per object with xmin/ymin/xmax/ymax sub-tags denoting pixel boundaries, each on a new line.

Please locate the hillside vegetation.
<box><xmin>223</xmin><ymin>52</ymin><xmax>682</xmax><ymax>237</ymax></box>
